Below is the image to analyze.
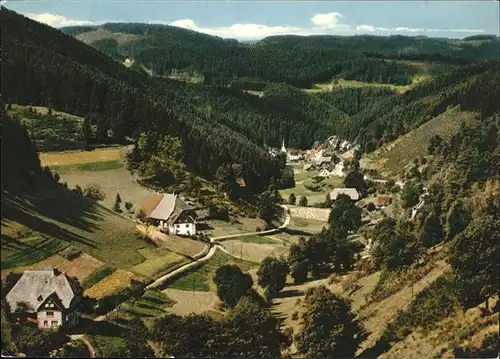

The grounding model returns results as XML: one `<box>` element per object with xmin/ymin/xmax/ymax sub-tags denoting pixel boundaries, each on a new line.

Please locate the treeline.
<box><xmin>363</xmin><ymin>51</ymin><xmax>472</xmax><ymax>65</ymax></box>
<box><xmin>316</xmin><ymin>87</ymin><xmax>395</xmax><ymax>117</ymax></box>
<box><xmin>335</xmin><ymin>58</ymin><xmax>416</xmax><ymax>85</ymax></box>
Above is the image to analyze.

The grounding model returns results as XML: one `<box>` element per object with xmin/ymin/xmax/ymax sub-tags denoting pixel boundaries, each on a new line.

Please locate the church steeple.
<box><xmin>281</xmin><ymin>138</ymin><xmax>287</xmax><ymax>153</ymax></box>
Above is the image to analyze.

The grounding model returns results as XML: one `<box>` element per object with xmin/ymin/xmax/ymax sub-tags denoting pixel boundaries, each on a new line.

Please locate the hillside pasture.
<box><xmin>221</xmin><ymin>238</ymin><xmax>288</xmax><ymax>263</ymax></box>
<box><xmin>76</xmin><ymin>28</ymin><xmax>142</xmax><ymax>45</ymax></box>
<box><xmin>84</xmin><ymin>269</ymin><xmax>136</xmax><ymax>299</ymax></box>
<box><xmin>1</xmin><ymin>189</ymin><xmax>157</xmax><ymax>271</ymax></box>
<box><xmin>56</xmin><ymin>165</ymin><xmax>151</xmax><ymax>211</ymax></box>
<box><xmin>162</xmin><ymin>288</ymin><xmax>220</xmax><ymax>316</ymax></box>
<box><xmin>361</xmin><ymin>108</ymin><xmax>480</xmax><ymax>175</ymax></box>
<box><xmin>56</xmin><ymin>252</ymin><xmax>105</xmax><ymax>280</ymax></box>
<box><xmin>130</xmin><ymin>247</ymin><xmax>190</xmax><ymax>279</ymax></box>
<box><xmin>40</xmin><ymin>147</ymin><xmax>124</xmax><ymax>167</ymax></box>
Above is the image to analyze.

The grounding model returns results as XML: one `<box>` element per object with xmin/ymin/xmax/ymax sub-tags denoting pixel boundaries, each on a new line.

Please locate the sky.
<box><xmin>4</xmin><ymin>1</ymin><xmax>500</xmax><ymax>40</ymax></box>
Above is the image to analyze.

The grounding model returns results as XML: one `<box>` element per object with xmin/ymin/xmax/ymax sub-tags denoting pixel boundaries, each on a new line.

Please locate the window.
<box><xmin>44</xmin><ymin>320</ymin><xmax>48</xmax><ymax>326</ymax></box>
<box><xmin>51</xmin><ymin>321</ymin><xmax>58</xmax><ymax>326</ymax></box>
<box><xmin>47</xmin><ymin>311</ymin><xmax>54</xmax><ymax>317</ymax></box>
<box><xmin>185</xmin><ymin>224</ymin><xmax>189</xmax><ymax>228</ymax></box>
<box><xmin>175</xmin><ymin>224</ymin><xmax>180</xmax><ymax>228</ymax></box>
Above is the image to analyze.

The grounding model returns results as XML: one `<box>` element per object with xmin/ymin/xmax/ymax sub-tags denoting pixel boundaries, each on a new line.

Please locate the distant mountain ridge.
<box><xmin>62</xmin><ymin>22</ymin><xmax>499</xmax><ymax>88</ymax></box>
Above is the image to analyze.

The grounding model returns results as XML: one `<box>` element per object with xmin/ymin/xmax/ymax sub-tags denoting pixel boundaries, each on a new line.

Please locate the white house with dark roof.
<box><xmin>5</xmin><ymin>269</ymin><xmax>81</xmax><ymax>330</ymax></box>
<box><xmin>140</xmin><ymin>193</ymin><xmax>198</xmax><ymax>236</ymax></box>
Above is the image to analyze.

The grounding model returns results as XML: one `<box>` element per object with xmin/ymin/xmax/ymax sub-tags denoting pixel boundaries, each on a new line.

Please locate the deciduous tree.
<box><xmin>449</xmin><ymin>216</ymin><xmax>500</xmax><ymax>309</ymax></box>
<box><xmin>295</xmin><ymin>286</ymin><xmax>362</xmax><ymax>358</ymax></box>
<box><xmin>213</xmin><ymin>265</ymin><xmax>253</xmax><ymax>308</ymax></box>
<box><xmin>257</xmin><ymin>257</ymin><xmax>289</xmax><ymax>296</ymax></box>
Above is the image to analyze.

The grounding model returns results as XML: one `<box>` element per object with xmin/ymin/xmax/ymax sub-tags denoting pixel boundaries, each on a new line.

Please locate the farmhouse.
<box><xmin>5</xmin><ymin>269</ymin><xmax>81</xmax><ymax>330</ymax></box>
<box><xmin>141</xmin><ymin>193</ymin><xmax>198</xmax><ymax>236</ymax></box>
<box><xmin>330</xmin><ymin>188</ymin><xmax>360</xmax><ymax>201</ymax></box>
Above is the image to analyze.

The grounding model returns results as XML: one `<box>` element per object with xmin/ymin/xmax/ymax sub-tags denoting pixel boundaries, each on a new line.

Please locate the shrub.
<box><xmin>74</xmin><ymin>185</ymin><xmax>83</xmax><ymax>197</ymax></box>
<box><xmin>54</xmin><ymin>172</ymin><xmax>60</xmax><ymax>183</ymax></box>
<box><xmin>84</xmin><ymin>183</ymin><xmax>106</xmax><ymax>201</ymax></box>
<box><xmin>291</xmin><ymin>311</ymin><xmax>299</xmax><ymax>321</ymax></box>
<box><xmin>366</xmin><ymin>202</ymin><xmax>376</xmax><ymax>212</ymax></box>
<box><xmin>136</xmin><ymin>209</ymin><xmax>147</xmax><ymax>221</ymax></box>
<box><xmin>124</xmin><ymin>202</ymin><xmax>133</xmax><ymax>212</ymax></box>
<box><xmin>60</xmin><ymin>246</ymin><xmax>82</xmax><ymax>260</ymax></box>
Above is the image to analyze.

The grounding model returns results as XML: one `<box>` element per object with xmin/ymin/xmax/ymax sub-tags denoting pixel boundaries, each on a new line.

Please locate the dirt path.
<box><xmin>67</xmin><ymin>334</ymin><xmax>96</xmax><ymax>358</ymax></box>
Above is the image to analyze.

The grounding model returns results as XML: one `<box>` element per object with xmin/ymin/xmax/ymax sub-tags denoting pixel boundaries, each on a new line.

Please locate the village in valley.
<box><xmin>2</xmin><ymin>3</ymin><xmax>499</xmax><ymax>359</ymax></box>
<box><xmin>1</xmin><ymin>121</ymin><xmax>415</xmax><ymax>357</ymax></box>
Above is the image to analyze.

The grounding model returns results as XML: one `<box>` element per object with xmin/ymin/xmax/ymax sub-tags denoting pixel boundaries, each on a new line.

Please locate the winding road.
<box><xmin>146</xmin><ymin>204</ymin><xmax>290</xmax><ymax>290</ymax></box>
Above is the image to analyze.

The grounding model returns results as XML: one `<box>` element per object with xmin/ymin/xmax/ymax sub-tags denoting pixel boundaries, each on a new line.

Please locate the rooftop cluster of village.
<box><xmin>267</xmin><ymin>135</ymin><xmax>360</xmax><ymax>179</ymax></box>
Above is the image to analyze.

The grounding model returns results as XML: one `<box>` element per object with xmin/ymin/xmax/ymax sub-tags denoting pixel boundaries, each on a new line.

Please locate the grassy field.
<box><xmin>237</xmin><ymin>235</ymin><xmax>277</xmax><ymax>244</ymax></box>
<box><xmin>280</xmin><ymin>176</ymin><xmax>343</xmax><ymax>205</ymax></box>
<box><xmin>294</xmin><ymin>169</ymin><xmax>319</xmax><ymax>182</ymax></box>
<box><xmin>58</xmin><ymin>166</ymin><xmax>151</xmax><ymax>211</ymax></box>
<box><xmin>51</xmin><ymin>160</ymin><xmax>123</xmax><ymax>174</ymax></box>
<box><xmin>122</xmin><ymin>289</ymin><xmax>176</xmax><ymax>318</ymax></box>
<box><xmin>1</xmin><ymin>188</ymin><xmax>177</xmax><ymax>277</ymax></box>
<box><xmin>130</xmin><ymin>247</ymin><xmax>190</xmax><ymax>279</ymax></box>
<box><xmin>85</xmin><ymin>269</ymin><xmax>135</xmax><ymax>299</ymax></box>
<box><xmin>361</xmin><ymin>107</ymin><xmax>479</xmax><ymax>175</ymax></box>
<box><xmin>40</xmin><ymin>148</ymin><xmax>123</xmax><ymax>167</ymax></box>
<box><xmin>82</xmin><ymin>267</ymin><xmax>117</xmax><ymax>289</ymax></box>
<box><xmin>167</xmin><ymin>251</ymin><xmax>258</xmax><ymax>292</ymax></box>
<box><xmin>76</xmin><ymin>28</ymin><xmax>142</xmax><ymax>45</ymax></box>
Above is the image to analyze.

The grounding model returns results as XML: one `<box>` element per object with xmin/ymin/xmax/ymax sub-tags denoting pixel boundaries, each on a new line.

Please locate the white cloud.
<box><xmin>25</xmin><ymin>13</ymin><xmax>100</xmax><ymax>27</ymax></box>
<box><xmin>311</xmin><ymin>12</ymin><xmax>344</xmax><ymax>28</ymax></box>
<box><xmin>356</xmin><ymin>25</ymin><xmax>376</xmax><ymax>32</ymax></box>
<box><xmin>170</xmin><ymin>19</ymin><xmax>197</xmax><ymax>30</ymax></box>
<box><xmin>22</xmin><ymin>11</ymin><xmax>486</xmax><ymax>39</ymax></box>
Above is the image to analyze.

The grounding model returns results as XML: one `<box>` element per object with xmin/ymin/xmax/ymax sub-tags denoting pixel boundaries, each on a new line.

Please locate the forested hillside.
<box><xmin>66</xmin><ymin>23</ymin><xmax>499</xmax><ymax>88</ymax></box>
<box><xmin>1</xmin><ymin>9</ymin><xmax>288</xmax><ymax>194</ymax></box>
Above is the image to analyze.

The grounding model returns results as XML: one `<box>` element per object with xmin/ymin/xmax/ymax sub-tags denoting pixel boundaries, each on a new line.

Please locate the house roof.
<box><xmin>375</xmin><ymin>196</ymin><xmax>392</xmax><ymax>207</ymax></box>
<box><xmin>144</xmin><ymin>193</ymin><xmax>194</xmax><ymax>221</ymax></box>
<box><xmin>140</xmin><ymin>193</ymin><xmax>164</xmax><ymax>217</ymax></box>
<box><xmin>330</xmin><ymin>188</ymin><xmax>360</xmax><ymax>201</ymax></box>
<box><xmin>6</xmin><ymin>270</ymin><xmax>77</xmax><ymax>313</ymax></box>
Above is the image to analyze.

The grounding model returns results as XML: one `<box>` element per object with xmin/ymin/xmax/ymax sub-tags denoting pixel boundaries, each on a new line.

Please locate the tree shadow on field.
<box><xmin>274</xmin><ymin>289</ymin><xmax>304</xmax><ymax>299</ymax></box>
<box><xmin>282</xmin><ymin>227</ymin><xmax>313</xmax><ymax>237</ymax></box>
<box><xmin>2</xmin><ymin>187</ymin><xmax>101</xmax><ymax>248</ymax></box>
